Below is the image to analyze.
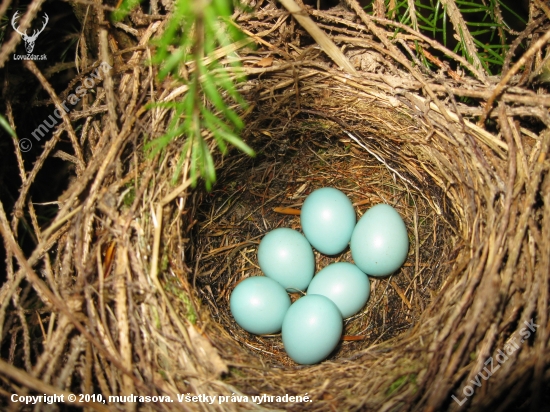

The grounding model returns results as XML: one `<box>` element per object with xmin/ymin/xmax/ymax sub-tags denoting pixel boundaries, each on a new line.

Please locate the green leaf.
<box><xmin>498</xmin><ymin>0</ymin><xmax>526</xmax><ymax>24</ymax></box>
<box><xmin>203</xmin><ymin>72</ymin><xmax>244</xmax><ymax>129</ymax></box>
<box><xmin>200</xmin><ymin>70</ymin><xmax>227</xmax><ymax>114</ymax></box>
<box><xmin>158</xmin><ymin>48</ymin><xmax>186</xmax><ymax>80</ymax></box>
<box><xmin>112</xmin><ymin>0</ymin><xmax>141</xmax><ymax>22</ymax></box>
<box><xmin>145</xmin><ymin>136</ymin><xmax>170</xmax><ymax>157</ymax></box>
<box><xmin>201</xmin><ymin>137</ymin><xmax>216</xmax><ymax>184</ymax></box>
<box><xmin>201</xmin><ymin>106</ymin><xmax>232</xmax><ymax>133</ymax></box>
<box><xmin>217</xmin><ymin>129</ymin><xmax>255</xmax><ymax>157</ymax></box>
<box><xmin>0</xmin><ymin>114</ymin><xmax>16</xmax><ymax>137</ymax></box>
<box><xmin>146</xmin><ymin>0</ymin><xmax>253</xmax><ymax>190</ymax></box>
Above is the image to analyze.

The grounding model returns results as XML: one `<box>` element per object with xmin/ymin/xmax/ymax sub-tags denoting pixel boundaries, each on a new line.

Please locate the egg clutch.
<box><xmin>229</xmin><ymin>187</ymin><xmax>409</xmax><ymax>365</ymax></box>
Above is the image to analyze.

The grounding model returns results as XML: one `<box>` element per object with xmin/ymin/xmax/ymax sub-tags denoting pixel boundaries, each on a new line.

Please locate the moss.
<box><xmin>228</xmin><ymin>367</ymin><xmax>246</xmax><ymax>378</ymax></box>
<box><xmin>122</xmin><ymin>185</ymin><xmax>136</xmax><ymax>208</ymax></box>
<box><xmin>386</xmin><ymin>374</ymin><xmax>409</xmax><ymax>396</ymax></box>
<box><xmin>164</xmin><ymin>281</ymin><xmax>197</xmax><ymax>324</ymax></box>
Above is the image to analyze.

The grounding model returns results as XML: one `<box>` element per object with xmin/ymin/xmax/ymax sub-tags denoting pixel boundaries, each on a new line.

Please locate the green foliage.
<box><xmin>122</xmin><ymin>185</ymin><xmax>136</xmax><ymax>208</ymax></box>
<box><xmin>0</xmin><ymin>114</ymin><xmax>16</xmax><ymax>137</ymax></box>
<box><xmin>0</xmin><ymin>13</ymin><xmax>9</xmax><ymax>44</ymax></box>
<box><xmin>111</xmin><ymin>0</ymin><xmax>142</xmax><ymax>22</ymax></box>
<box><xmin>164</xmin><ymin>279</ymin><xmax>198</xmax><ymax>324</ymax></box>
<box><xmin>386</xmin><ymin>373</ymin><xmax>417</xmax><ymax>396</ymax></box>
<box><xmin>365</xmin><ymin>0</ymin><xmax>527</xmax><ymax>76</ymax></box>
<box><xmin>132</xmin><ymin>0</ymin><xmax>255</xmax><ymax>190</ymax></box>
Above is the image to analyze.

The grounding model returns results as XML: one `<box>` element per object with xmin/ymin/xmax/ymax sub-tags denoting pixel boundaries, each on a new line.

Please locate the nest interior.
<box><xmin>194</xmin><ymin>98</ymin><xmax>453</xmax><ymax>368</ymax></box>
<box><xmin>1</xmin><ymin>0</ymin><xmax>549</xmax><ymax>411</ymax></box>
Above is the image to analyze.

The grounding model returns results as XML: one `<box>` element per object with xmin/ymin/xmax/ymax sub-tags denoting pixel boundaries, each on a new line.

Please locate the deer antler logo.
<box><xmin>11</xmin><ymin>11</ymin><xmax>49</xmax><ymax>54</ymax></box>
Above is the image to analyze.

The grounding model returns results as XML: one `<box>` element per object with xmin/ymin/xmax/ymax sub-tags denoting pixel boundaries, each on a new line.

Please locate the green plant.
<box><xmin>114</xmin><ymin>0</ymin><xmax>254</xmax><ymax>190</ymax></box>
<box><xmin>366</xmin><ymin>0</ymin><xmax>527</xmax><ymax>76</ymax></box>
<box><xmin>0</xmin><ymin>114</ymin><xmax>16</xmax><ymax>137</ymax></box>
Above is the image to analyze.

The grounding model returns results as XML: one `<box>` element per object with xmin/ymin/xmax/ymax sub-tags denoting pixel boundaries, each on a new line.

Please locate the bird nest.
<box><xmin>1</xmin><ymin>0</ymin><xmax>549</xmax><ymax>411</ymax></box>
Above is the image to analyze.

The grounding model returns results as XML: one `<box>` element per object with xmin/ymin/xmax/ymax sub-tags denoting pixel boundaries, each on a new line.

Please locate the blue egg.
<box><xmin>307</xmin><ymin>262</ymin><xmax>370</xmax><ymax>318</ymax></box>
<box><xmin>350</xmin><ymin>203</ymin><xmax>409</xmax><ymax>277</ymax></box>
<box><xmin>258</xmin><ymin>228</ymin><xmax>315</xmax><ymax>291</ymax></box>
<box><xmin>230</xmin><ymin>277</ymin><xmax>291</xmax><ymax>335</ymax></box>
<box><xmin>300</xmin><ymin>187</ymin><xmax>356</xmax><ymax>255</ymax></box>
<box><xmin>282</xmin><ymin>295</ymin><xmax>342</xmax><ymax>364</ymax></box>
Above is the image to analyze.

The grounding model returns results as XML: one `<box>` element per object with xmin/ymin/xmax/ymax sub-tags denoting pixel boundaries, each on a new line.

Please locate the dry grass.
<box><xmin>1</xmin><ymin>0</ymin><xmax>550</xmax><ymax>411</ymax></box>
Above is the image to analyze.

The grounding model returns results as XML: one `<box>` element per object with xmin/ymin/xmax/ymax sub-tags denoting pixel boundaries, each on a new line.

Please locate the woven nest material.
<box><xmin>1</xmin><ymin>0</ymin><xmax>550</xmax><ymax>411</ymax></box>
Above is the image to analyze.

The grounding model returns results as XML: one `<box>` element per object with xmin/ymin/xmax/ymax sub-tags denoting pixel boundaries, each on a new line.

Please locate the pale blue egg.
<box><xmin>350</xmin><ymin>203</ymin><xmax>409</xmax><ymax>277</ymax></box>
<box><xmin>258</xmin><ymin>228</ymin><xmax>315</xmax><ymax>291</ymax></box>
<box><xmin>230</xmin><ymin>277</ymin><xmax>291</xmax><ymax>335</ymax></box>
<box><xmin>300</xmin><ymin>187</ymin><xmax>356</xmax><ymax>255</ymax></box>
<box><xmin>307</xmin><ymin>262</ymin><xmax>370</xmax><ymax>318</ymax></box>
<box><xmin>282</xmin><ymin>295</ymin><xmax>342</xmax><ymax>364</ymax></box>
